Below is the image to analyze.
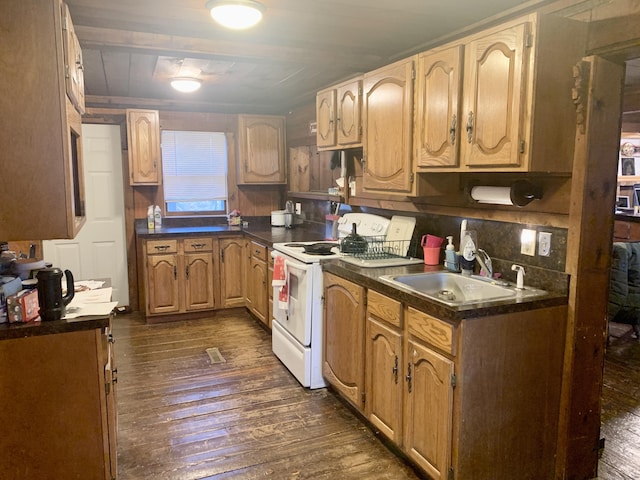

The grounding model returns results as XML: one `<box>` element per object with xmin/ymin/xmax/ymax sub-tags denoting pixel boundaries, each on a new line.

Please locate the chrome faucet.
<box><xmin>474</xmin><ymin>249</ymin><xmax>493</xmax><ymax>278</ymax></box>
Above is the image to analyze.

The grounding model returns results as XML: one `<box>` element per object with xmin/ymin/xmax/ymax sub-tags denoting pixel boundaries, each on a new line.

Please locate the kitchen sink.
<box><xmin>379</xmin><ymin>271</ymin><xmax>547</xmax><ymax>307</ymax></box>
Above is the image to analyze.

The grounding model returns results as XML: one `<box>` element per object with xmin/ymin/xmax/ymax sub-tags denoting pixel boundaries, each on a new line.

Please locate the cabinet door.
<box><xmin>404</xmin><ymin>339</ymin><xmax>454</xmax><ymax>480</ymax></box>
<box><xmin>184</xmin><ymin>252</ymin><xmax>215</xmax><ymax>311</ymax></box>
<box><xmin>238</xmin><ymin>115</ymin><xmax>286</xmax><ymax>184</ymax></box>
<box><xmin>363</xmin><ymin>58</ymin><xmax>414</xmax><ymax>195</ymax></box>
<box><xmin>323</xmin><ymin>273</ymin><xmax>365</xmax><ymax>409</ymax></box>
<box><xmin>248</xmin><ymin>256</ymin><xmax>268</xmax><ymax>325</ymax></box>
<box><xmin>147</xmin><ymin>254</ymin><xmax>180</xmax><ymax>314</ymax></box>
<box><xmin>127</xmin><ymin>109</ymin><xmax>161</xmax><ymax>185</ymax></box>
<box><xmin>103</xmin><ymin>326</ymin><xmax>118</xmax><ymax>479</ymax></box>
<box><xmin>220</xmin><ymin>237</ymin><xmax>246</xmax><ymax>308</ymax></box>
<box><xmin>461</xmin><ymin>22</ymin><xmax>529</xmax><ymax>168</ymax></box>
<box><xmin>61</xmin><ymin>3</ymin><xmax>85</xmax><ymax>114</ymax></box>
<box><xmin>316</xmin><ymin>88</ymin><xmax>336</xmax><ymax>149</ymax></box>
<box><xmin>336</xmin><ymin>79</ymin><xmax>362</xmax><ymax>146</ymax></box>
<box><xmin>366</xmin><ymin>316</ymin><xmax>403</xmax><ymax>444</ymax></box>
<box><xmin>415</xmin><ymin>46</ymin><xmax>463</xmax><ymax>169</ymax></box>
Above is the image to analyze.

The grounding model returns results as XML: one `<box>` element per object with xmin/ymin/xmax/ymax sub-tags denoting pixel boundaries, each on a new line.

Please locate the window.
<box><xmin>161</xmin><ymin>130</ymin><xmax>228</xmax><ymax>215</ymax></box>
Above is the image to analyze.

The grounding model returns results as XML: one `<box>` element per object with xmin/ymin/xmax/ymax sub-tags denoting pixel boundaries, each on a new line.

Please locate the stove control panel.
<box><xmin>337</xmin><ymin>213</ymin><xmax>390</xmax><ymax>238</ymax></box>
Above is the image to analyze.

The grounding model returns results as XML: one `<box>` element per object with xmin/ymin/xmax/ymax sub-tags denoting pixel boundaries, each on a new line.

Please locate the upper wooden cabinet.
<box><xmin>415</xmin><ymin>13</ymin><xmax>586</xmax><ymax>173</ymax></box>
<box><xmin>414</xmin><ymin>46</ymin><xmax>463</xmax><ymax>169</ymax></box>
<box><xmin>237</xmin><ymin>115</ymin><xmax>286</xmax><ymax>184</ymax></box>
<box><xmin>61</xmin><ymin>3</ymin><xmax>85</xmax><ymax>114</ymax></box>
<box><xmin>127</xmin><ymin>109</ymin><xmax>162</xmax><ymax>185</ymax></box>
<box><xmin>316</xmin><ymin>77</ymin><xmax>362</xmax><ymax>150</ymax></box>
<box><xmin>362</xmin><ymin>57</ymin><xmax>415</xmax><ymax>195</ymax></box>
<box><xmin>0</xmin><ymin>0</ymin><xmax>86</xmax><ymax>240</ymax></box>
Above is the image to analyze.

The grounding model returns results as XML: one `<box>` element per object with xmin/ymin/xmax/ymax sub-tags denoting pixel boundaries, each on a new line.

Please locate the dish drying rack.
<box><xmin>340</xmin><ymin>236</ymin><xmax>417</xmax><ymax>260</ymax></box>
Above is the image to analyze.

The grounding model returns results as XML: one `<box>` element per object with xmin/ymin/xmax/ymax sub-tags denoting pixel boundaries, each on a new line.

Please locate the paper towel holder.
<box><xmin>470</xmin><ymin>180</ymin><xmax>543</xmax><ymax>207</ymax></box>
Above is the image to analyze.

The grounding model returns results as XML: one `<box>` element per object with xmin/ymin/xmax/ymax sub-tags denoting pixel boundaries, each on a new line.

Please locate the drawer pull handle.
<box><xmin>191</xmin><ymin>243</ymin><xmax>206</xmax><ymax>249</ymax></box>
<box><xmin>154</xmin><ymin>245</ymin><xmax>170</xmax><ymax>252</ymax></box>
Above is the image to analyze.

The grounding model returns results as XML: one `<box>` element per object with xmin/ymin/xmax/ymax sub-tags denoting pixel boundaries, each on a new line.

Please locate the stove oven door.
<box><xmin>272</xmin><ymin>253</ymin><xmax>314</xmax><ymax>346</ymax></box>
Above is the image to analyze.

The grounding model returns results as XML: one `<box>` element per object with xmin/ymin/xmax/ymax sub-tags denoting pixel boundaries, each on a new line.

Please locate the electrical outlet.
<box><xmin>520</xmin><ymin>229</ymin><xmax>536</xmax><ymax>256</ymax></box>
<box><xmin>538</xmin><ymin>232</ymin><xmax>552</xmax><ymax>256</ymax></box>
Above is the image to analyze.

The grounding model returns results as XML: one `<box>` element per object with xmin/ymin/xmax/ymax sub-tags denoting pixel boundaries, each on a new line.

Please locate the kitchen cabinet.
<box><xmin>237</xmin><ymin>115</ymin><xmax>286</xmax><ymax>184</ymax></box>
<box><xmin>416</xmin><ymin>14</ymin><xmax>585</xmax><ymax>173</ymax></box>
<box><xmin>0</xmin><ymin>319</ymin><xmax>117</xmax><ymax>479</ymax></box>
<box><xmin>362</xmin><ymin>57</ymin><xmax>415</xmax><ymax>195</ymax></box>
<box><xmin>323</xmin><ymin>273</ymin><xmax>366</xmax><ymax>409</ymax></box>
<box><xmin>324</xmin><ymin>268</ymin><xmax>567</xmax><ymax>479</ymax></box>
<box><xmin>219</xmin><ymin>236</ymin><xmax>247</xmax><ymax>308</ymax></box>
<box><xmin>0</xmin><ymin>0</ymin><xmax>86</xmax><ymax>240</ymax></box>
<box><xmin>414</xmin><ymin>46</ymin><xmax>463</xmax><ymax>169</ymax></box>
<box><xmin>316</xmin><ymin>77</ymin><xmax>362</xmax><ymax>150</ymax></box>
<box><xmin>404</xmin><ymin>308</ymin><xmax>455</xmax><ymax>480</ymax></box>
<box><xmin>246</xmin><ymin>240</ymin><xmax>269</xmax><ymax>326</ymax></box>
<box><xmin>62</xmin><ymin>2</ymin><xmax>85</xmax><ymax>114</ymax></box>
<box><xmin>127</xmin><ymin>109</ymin><xmax>162</xmax><ymax>185</ymax></box>
<box><xmin>365</xmin><ymin>290</ymin><xmax>404</xmax><ymax>444</ymax></box>
<box><xmin>144</xmin><ymin>237</ymin><xmax>216</xmax><ymax>316</ymax></box>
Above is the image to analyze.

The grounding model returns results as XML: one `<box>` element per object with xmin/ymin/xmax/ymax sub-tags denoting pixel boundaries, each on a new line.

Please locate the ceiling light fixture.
<box><xmin>170</xmin><ymin>77</ymin><xmax>202</xmax><ymax>93</ymax></box>
<box><xmin>206</xmin><ymin>0</ymin><xmax>265</xmax><ymax>30</ymax></box>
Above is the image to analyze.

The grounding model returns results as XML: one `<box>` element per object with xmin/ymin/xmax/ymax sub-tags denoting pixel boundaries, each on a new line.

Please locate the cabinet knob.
<box><xmin>449</xmin><ymin>114</ymin><xmax>457</xmax><ymax>145</ymax></box>
<box><xmin>405</xmin><ymin>363</ymin><xmax>412</xmax><ymax>393</ymax></box>
<box><xmin>392</xmin><ymin>355</ymin><xmax>399</xmax><ymax>384</ymax></box>
<box><xmin>112</xmin><ymin>368</ymin><xmax>118</xmax><ymax>384</ymax></box>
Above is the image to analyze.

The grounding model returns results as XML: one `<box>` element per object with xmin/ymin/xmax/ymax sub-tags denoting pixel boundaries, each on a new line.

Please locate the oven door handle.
<box><xmin>283</xmin><ymin>258</ymin><xmax>313</xmax><ymax>274</ymax></box>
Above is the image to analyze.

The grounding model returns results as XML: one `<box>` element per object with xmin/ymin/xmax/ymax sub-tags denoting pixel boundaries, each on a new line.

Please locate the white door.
<box><xmin>43</xmin><ymin>124</ymin><xmax>129</xmax><ymax>307</ymax></box>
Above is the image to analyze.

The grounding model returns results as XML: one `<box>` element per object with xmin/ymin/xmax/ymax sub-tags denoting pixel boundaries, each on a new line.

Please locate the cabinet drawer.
<box><xmin>367</xmin><ymin>290</ymin><xmax>402</xmax><ymax>328</ymax></box>
<box><xmin>183</xmin><ymin>237</ymin><xmax>213</xmax><ymax>252</ymax></box>
<box><xmin>146</xmin><ymin>239</ymin><xmax>178</xmax><ymax>254</ymax></box>
<box><xmin>251</xmin><ymin>242</ymin><xmax>267</xmax><ymax>261</ymax></box>
<box><xmin>407</xmin><ymin>307</ymin><xmax>455</xmax><ymax>356</ymax></box>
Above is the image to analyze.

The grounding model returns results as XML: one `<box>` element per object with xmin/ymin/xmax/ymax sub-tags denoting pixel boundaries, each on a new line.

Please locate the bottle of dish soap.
<box><xmin>147</xmin><ymin>205</ymin><xmax>155</xmax><ymax>231</ymax></box>
<box><xmin>154</xmin><ymin>205</ymin><xmax>162</xmax><ymax>229</ymax></box>
<box><xmin>444</xmin><ymin>236</ymin><xmax>459</xmax><ymax>272</ymax></box>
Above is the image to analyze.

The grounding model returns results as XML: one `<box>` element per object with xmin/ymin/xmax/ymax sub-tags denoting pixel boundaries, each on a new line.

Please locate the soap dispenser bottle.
<box><xmin>444</xmin><ymin>236</ymin><xmax>459</xmax><ymax>272</ymax></box>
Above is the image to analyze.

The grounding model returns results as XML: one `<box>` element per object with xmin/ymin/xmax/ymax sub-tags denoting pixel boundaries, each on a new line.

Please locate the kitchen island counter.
<box><xmin>0</xmin><ymin>314</ymin><xmax>111</xmax><ymax>341</ymax></box>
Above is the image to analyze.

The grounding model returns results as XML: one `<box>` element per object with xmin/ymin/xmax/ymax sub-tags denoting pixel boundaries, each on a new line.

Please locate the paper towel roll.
<box><xmin>470</xmin><ymin>186</ymin><xmax>514</xmax><ymax>205</ymax></box>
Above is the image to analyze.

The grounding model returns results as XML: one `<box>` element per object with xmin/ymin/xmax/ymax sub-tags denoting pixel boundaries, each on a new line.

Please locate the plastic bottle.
<box><xmin>154</xmin><ymin>205</ymin><xmax>162</xmax><ymax>229</ymax></box>
<box><xmin>147</xmin><ymin>205</ymin><xmax>154</xmax><ymax>230</ymax></box>
<box><xmin>444</xmin><ymin>236</ymin><xmax>459</xmax><ymax>272</ymax></box>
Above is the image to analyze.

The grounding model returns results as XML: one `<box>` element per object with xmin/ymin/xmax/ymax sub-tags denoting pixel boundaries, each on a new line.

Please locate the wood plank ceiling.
<box><xmin>67</xmin><ymin>0</ymin><xmax>553</xmax><ymax>114</ymax></box>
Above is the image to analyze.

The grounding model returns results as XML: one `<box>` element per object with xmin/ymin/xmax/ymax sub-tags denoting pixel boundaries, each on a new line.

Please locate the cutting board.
<box><xmin>385</xmin><ymin>216</ymin><xmax>416</xmax><ymax>257</ymax></box>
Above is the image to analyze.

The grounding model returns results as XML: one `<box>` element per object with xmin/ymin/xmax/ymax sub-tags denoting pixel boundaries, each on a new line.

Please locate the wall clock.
<box><xmin>621</xmin><ymin>142</ymin><xmax>637</xmax><ymax>156</ymax></box>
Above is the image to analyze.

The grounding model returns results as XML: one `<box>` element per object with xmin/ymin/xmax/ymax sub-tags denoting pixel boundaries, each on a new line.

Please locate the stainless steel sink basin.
<box><xmin>379</xmin><ymin>271</ymin><xmax>547</xmax><ymax>307</ymax></box>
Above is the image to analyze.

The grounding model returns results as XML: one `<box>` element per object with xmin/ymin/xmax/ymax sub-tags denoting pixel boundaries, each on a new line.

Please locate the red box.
<box><xmin>7</xmin><ymin>289</ymin><xmax>40</xmax><ymax>323</ymax></box>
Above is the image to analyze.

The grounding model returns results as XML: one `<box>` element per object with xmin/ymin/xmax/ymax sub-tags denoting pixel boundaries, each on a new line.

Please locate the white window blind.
<box><xmin>161</xmin><ymin>130</ymin><xmax>228</xmax><ymax>213</ymax></box>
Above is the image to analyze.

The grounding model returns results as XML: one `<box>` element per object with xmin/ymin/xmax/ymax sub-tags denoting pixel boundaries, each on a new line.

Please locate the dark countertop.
<box><xmin>615</xmin><ymin>212</ymin><xmax>640</xmax><ymax>222</ymax></box>
<box><xmin>323</xmin><ymin>261</ymin><xmax>568</xmax><ymax>323</ymax></box>
<box><xmin>0</xmin><ymin>314</ymin><xmax>111</xmax><ymax>341</ymax></box>
<box><xmin>135</xmin><ymin>218</ymin><xmax>328</xmax><ymax>247</ymax></box>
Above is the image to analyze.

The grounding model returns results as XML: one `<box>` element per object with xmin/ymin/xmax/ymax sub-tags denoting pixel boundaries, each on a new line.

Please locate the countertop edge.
<box><xmin>0</xmin><ymin>315</ymin><xmax>111</xmax><ymax>341</ymax></box>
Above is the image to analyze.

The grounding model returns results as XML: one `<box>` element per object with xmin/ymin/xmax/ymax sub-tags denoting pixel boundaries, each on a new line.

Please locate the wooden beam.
<box><xmin>75</xmin><ymin>25</ymin><xmax>383</xmax><ymax>70</ymax></box>
<box><xmin>557</xmin><ymin>56</ymin><xmax>624</xmax><ymax>480</ymax></box>
<box><xmin>587</xmin><ymin>14</ymin><xmax>640</xmax><ymax>58</ymax></box>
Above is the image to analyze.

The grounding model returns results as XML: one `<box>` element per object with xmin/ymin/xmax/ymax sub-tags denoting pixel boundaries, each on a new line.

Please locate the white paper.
<box><xmin>470</xmin><ymin>186</ymin><xmax>514</xmax><ymax>205</ymax></box>
<box><xmin>69</xmin><ymin>287</ymin><xmax>113</xmax><ymax>305</ymax></box>
<box><xmin>64</xmin><ymin>301</ymin><xmax>118</xmax><ymax>319</ymax></box>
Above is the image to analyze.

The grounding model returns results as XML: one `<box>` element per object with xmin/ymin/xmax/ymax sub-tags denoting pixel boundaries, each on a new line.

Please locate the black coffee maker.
<box><xmin>36</xmin><ymin>268</ymin><xmax>75</xmax><ymax>321</ymax></box>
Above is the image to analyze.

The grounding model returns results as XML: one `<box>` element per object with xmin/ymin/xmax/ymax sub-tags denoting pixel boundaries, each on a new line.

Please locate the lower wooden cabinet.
<box><xmin>219</xmin><ymin>236</ymin><xmax>246</xmax><ymax>308</ymax></box>
<box><xmin>325</xmin><ymin>275</ymin><xmax>567</xmax><ymax>480</ymax></box>
<box><xmin>323</xmin><ymin>272</ymin><xmax>365</xmax><ymax>409</ymax></box>
<box><xmin>144</xmin><ymin>237</ymin><xmax>216</xmax><ymax>316</ymax></box>
<box><xmin>246</xmin><ymin>240</ymin><xmax>269</xmax><ymax>326</ymax></box>
<box><xmin>0</xmin><ymin>321</ymin><xmax>117</xmax><ymax>479</ymax></box>
<box><xmin>365</xmin><ymin>292</ymin><xmax>403</xmax><ymax>444</ymax></box>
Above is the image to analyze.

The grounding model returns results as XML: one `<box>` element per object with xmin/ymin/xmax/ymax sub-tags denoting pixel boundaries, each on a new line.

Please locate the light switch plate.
<box><xmin>538</xmin><ymin>232</ymin><xmax>551</xmax><ymax>256</ymax></box>
<box><xmin>521</xmin><ymin>229</ymin><xmax>536</xmax><ymax>256</ymax></box>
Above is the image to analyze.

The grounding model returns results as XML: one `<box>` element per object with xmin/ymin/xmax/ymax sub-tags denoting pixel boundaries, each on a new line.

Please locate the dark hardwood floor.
<box><xmin>597</xmin><ymin>324</ymin><xmax>640</xmax><ymax>480</ymax></box>
<box><xmin>113</xmin><ymin>312</ymin><xmax>640</xmax><ymax>480</ymax></box>
<box><xmin>113</xmin><ymin>311</ymin><xmax>420</xmax><ymax>479</ymax></box>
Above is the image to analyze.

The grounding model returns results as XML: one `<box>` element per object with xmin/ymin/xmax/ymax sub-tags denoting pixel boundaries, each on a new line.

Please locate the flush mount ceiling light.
<box><xmin>206</xmin><ymin>0</ymin><xmax>265</xmax><ymax>30</ymax></box>
<box><xmin>170</xmin><ymin>77</ymin><xmax>202</xmax><ymax>93</ymax></box>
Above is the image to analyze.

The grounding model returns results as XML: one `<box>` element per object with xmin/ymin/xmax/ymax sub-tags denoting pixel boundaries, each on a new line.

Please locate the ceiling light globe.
<box><xmin>170</xmin><ymin>78</ymin><xmax>202</xmax><ymax>93</ymax></box>
<box><xmin>207</xmin><ymin>1</ymin><xmax>265</xmax><ymax>30</ymax></box>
